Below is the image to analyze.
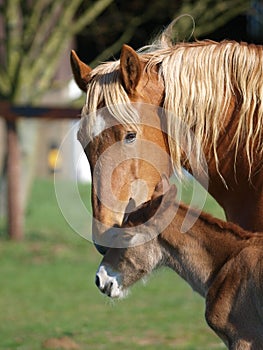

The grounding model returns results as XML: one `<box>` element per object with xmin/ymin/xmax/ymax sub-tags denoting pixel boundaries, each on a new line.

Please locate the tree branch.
<box><xmin>89</xmin><ymin>4</ymin><xmax>162</xmax><ymax>66</ymax></box>
<box><xmin>71</xmin><ymin>0</ymin><xmax>114</xmax><ymax>34</ymax></box>
<box><xmin>2</xmin><ymin>0</ymin><xmax>22</xmax><ymax>95</ymax></box>
<box><xmin>173</xmin><ymin>0</ymin><xmax>249</xmax><ymax>39</ymax></box>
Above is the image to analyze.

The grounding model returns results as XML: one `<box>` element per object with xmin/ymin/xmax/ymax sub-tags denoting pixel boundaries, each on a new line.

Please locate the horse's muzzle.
<box><xmin>94</xmin><ymin>243</ymin><xmax>108</xmax><ymax>255</ymax></box>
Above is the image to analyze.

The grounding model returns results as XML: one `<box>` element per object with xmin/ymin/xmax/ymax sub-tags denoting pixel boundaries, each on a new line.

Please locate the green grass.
<box><xmin>0</xmin><ymin>178</ymin><xmax>225</xmax><ymax>350</ymax></box>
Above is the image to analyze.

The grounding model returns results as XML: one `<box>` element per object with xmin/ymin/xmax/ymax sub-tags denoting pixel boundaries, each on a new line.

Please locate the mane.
<box><xmin>79</xmin><ymin>23</ymin><xmax>263</xmax><ymax>177</ymax></box>
<box><xmin>177</xmin><ymin>201</ymin><xmax>260</xmax><ymax>240</ymax></box>
<box><xmin>146</xmin><ymin>39</ymin><xmax>263</xmax><ymax>178</ymax></box>
<box><xmin>123</xmin><ymin>190</ymin><xmax>262</xmax><ymax>240</ymax></box>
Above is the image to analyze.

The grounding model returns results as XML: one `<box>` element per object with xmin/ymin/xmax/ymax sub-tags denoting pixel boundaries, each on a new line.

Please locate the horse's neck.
<box><xmin>161</xmin><ymin>206</ymin><xmax>244</xmax><ymax>297</ymax></box>
<box><xmin>200</xmin><ymin>97</ymin><xmax>263</xmax><ymax>230</ymax></box>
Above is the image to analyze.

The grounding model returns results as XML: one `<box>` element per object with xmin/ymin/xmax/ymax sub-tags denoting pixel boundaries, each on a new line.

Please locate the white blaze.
<box><xmin>92</xmin><ymin>114</ymin><xmax>106</xmax><ymax>138</ymax></box>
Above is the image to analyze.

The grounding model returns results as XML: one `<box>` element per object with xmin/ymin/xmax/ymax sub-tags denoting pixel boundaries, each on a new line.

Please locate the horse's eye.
<box><xmin>124</xmin><ymin>132</ymin><xmax>136</xmax><ymax>144</ymax></box>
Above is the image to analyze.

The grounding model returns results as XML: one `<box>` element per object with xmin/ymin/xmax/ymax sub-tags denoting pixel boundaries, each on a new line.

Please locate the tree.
<box><xmin>0</xmin><ymin>0</ymin><xmax>114</xmax><ymax>239</ymax></box>
<box><xmin>0</xmin><ymin>0</ymin><xmax>114</xmax><ymax>103</ymax></box>
<box><xmin>76</xmin><ymin>0</ymin><xmax>250</xmax><ymax>66</ymax></box>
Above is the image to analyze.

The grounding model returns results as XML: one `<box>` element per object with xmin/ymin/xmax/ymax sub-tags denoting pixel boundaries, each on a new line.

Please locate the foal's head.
<box><xmin>95</xmin><ymin>183</ymin><xmax>177</xmax><ymax>298</ymax></box>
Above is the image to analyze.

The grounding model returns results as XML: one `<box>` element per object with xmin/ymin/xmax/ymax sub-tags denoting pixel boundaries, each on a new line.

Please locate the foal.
<box><xmin>96</xmin><ymin>183</ymin><xmax>263</xmax><ymax>349</ymax></box>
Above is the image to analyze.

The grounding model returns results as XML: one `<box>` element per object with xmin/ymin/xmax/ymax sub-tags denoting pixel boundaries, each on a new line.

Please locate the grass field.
<box><xmin>0</xmin><ymin>178</ymin><xmax>226</xmax><ymax>350</ymax></box>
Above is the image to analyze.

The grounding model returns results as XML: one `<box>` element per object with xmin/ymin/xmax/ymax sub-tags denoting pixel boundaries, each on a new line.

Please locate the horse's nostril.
<box><xmin>95</xmin><ymin>275</ymin><xmax>100</xmax><ymax>288</ymax></box>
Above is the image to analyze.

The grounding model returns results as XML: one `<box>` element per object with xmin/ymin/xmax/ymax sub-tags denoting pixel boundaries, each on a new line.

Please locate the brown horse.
<box><xmin>96</xmin><ymin>181</ymin><xmax>263</xmax><ymax>349</ymax></box>
<box><xmin>71</xmin><ymin>23</ymin><xmax>263</xmax><ymax>251</ymax></box>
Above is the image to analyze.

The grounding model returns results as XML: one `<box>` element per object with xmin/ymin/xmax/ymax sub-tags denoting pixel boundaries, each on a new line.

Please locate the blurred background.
<box><xmin>0</xmin><ymin>0</ymin><xmax>262</xmax><ymax>349</ymax></box>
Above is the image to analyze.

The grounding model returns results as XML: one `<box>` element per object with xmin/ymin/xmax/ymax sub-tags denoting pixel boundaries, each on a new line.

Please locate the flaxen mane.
<box><xmin>79</xmin><ymin>23</ymin><xmax>263</xmax><ymax>177</ymax></box>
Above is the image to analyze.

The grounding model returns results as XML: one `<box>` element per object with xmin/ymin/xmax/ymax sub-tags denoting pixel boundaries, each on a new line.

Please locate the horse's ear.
<box><xmin>120</xmin><ymin>44</ymin><xmax>142</xmax><ymax>94</ymax></box>
<box><xmin>70</xmin><ymin>50</ymin><xmax>92</xmax><ymax>92</ymax></box>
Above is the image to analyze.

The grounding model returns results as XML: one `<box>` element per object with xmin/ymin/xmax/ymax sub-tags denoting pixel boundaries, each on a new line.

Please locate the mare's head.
<box><xmin>95</xmin><ymin>182</ymin><xmax>177</xmax><ymax>298</ymax></box>
<box><xmin>71</xmin><ymin>46</ymin><xmax>172</xmax><ymax>253</ymax></box>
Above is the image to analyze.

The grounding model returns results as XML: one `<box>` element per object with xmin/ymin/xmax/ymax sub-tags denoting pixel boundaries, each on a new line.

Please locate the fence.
<box><xmin>0</xmin><ymin>101</ymin><xmax>80</xmax><ymax>240</ymax></box>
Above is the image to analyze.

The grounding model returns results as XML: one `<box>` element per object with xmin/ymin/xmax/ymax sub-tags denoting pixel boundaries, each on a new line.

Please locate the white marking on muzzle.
<box><xmin>96</xmin><ymin>265</ymin><xmax>126</xmax><ymax>299</ymax></box>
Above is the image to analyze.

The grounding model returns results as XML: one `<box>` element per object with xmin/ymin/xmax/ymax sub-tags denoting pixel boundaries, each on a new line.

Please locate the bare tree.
<box><xmin>175</xmin><ymin>0</ymin><xmax>250</xmax><ymax>39</ymax></box>
<box><xmin>0</xmin><ymin>0</ymin><xmax>114</xmax><ymax>103</ymax></box>
<box><xmin>82</xmin><ymin>0</ymin><xmax>250</xmax><ymax>66</ymax></box>
<box><xmin>0</xmin><ymin>0</ymin><xmax>114</xmax><ymax>239</ymax></box>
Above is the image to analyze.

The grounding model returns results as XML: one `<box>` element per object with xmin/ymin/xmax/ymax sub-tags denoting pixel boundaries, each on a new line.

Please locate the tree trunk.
<box><xmin>6</xmin><ymin>120</ymin><xmax>23</xmax><ymax>240</ymax></box>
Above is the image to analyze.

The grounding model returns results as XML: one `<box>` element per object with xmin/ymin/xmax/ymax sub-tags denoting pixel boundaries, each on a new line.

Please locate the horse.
<box><xmin>70</xmin><ymin>22</ymin><xmax>263</xmax><ymax>252</ymax></box>
<box><xmin>96</xmin><ymin>179</ymin><xmax>263</xmax><ymax>349</ymax></box>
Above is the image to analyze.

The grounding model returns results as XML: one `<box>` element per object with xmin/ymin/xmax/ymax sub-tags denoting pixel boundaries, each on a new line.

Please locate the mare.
<box><xmin>70</xmin><ymin>22</ymin><xmax>263</xmax><ymax>251</ymax></box>
<box><xmin>96</xmin><ymin>180</ymin><xmax>263</xmax><ymax>349</ymax></box>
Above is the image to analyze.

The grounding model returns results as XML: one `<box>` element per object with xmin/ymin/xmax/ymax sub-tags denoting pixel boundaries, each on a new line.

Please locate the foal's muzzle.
<box><xmin>95</xmin><ymin>265</ymin><xmax>124</xmax><ymax>298</ymax></box>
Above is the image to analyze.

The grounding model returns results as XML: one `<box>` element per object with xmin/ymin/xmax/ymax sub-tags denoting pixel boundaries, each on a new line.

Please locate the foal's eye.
<box><xmin>124</xmin><ymin>132</ymin><xmax>137</xmax><ymax>144</ymax></box>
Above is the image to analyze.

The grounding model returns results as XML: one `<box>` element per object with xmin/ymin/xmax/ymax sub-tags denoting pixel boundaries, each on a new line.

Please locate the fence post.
<box><xmin>6</xmin><ymin>119</ymin><xmax>23</xmax><ymax>240</ymax></box>
<box><xmin>0</xmin><ymin>101</ymin><xmax>80</xmax><ymax>240</ymax></box>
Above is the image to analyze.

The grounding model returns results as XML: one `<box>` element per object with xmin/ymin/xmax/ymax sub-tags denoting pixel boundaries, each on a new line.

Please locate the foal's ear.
<box><xmin>151</xmin><ymin>174</ymin><xmax>171</xmax><ymax>200</ymax></box>
<box><xmin>122</xmin><ymin>198</ymin><xmax>137</xmax><ymax>225</ymax></box>
<box><xmin>120</xmin><ymin>44</ymin><xmax>142</xmax><ymax>94</ymax></box>
<box><xmin>146</xmin><ymin>184</ymin><xmax>177</xmax><ymax>231</ymax></box>
<box><xmin>132</xmin><ymin>184</ymin><xmax>177</xmax><ymax>225</ymax></box>
<box><xmin>70</xmin><ymin>50</ymin><xmax>92</xmax><ymax>92</ymax></box>
<box><xmin>151</xmin><ymin>184</ymin><xmax>177</xmax><ymax>217</ymax></box>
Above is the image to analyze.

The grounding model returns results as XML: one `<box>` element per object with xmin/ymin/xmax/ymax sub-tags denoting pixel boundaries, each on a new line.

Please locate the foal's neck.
<box><xmin>161</xmin><ymin>204</ymin><xmax>254</xmax><ymax>297</ymax></box>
